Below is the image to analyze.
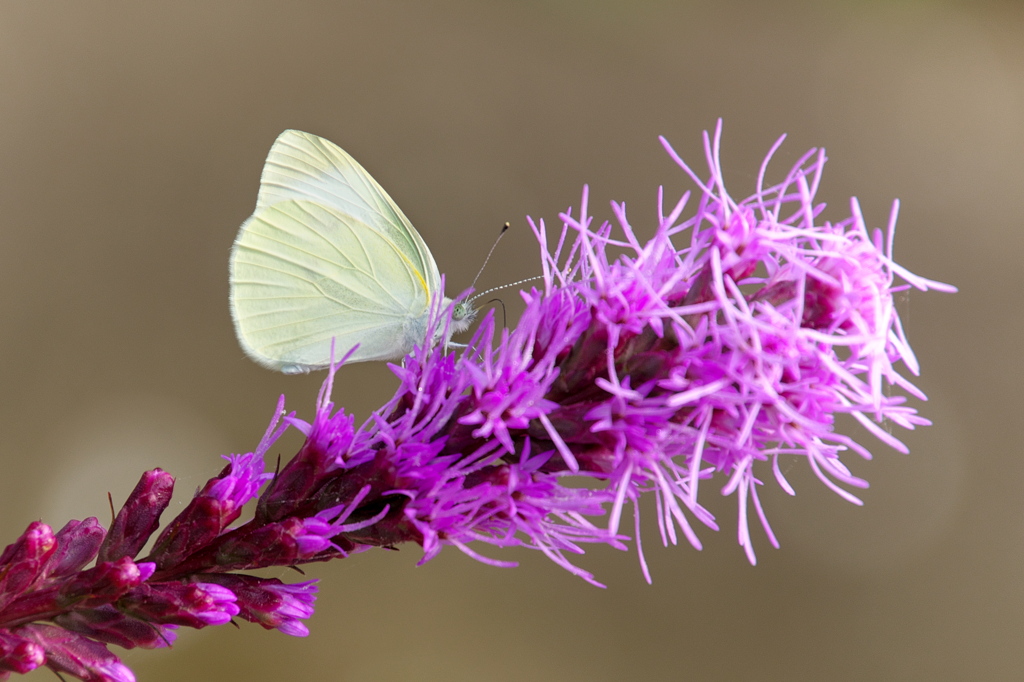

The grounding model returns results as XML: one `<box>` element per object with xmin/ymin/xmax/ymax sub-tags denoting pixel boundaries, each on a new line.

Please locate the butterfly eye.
<box><xmin>449</xmin><ymin>300</ymin><xmax>477</xmax><ymax>335</ymax></box>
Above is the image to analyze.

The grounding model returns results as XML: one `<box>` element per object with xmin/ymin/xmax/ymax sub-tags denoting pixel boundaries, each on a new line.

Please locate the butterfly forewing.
<box><xmin>256</xmin><ymin>130</ymin><xmax>441</xmax><ymax>297</ymax></box>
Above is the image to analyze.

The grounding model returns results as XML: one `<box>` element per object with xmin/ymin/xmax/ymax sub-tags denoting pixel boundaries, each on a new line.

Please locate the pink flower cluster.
<box><xmin>0</xmin><ymin>123</ymin><xmax>953</xmax><ymax>681</ymax></box>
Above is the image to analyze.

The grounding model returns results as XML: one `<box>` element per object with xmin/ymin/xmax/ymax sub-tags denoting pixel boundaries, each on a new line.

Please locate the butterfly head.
<box><xmin>450</xmin><ymin>298</ymin><xmax>477</xmax><ymax>334</ymax></box>
<box><xmin>432</xmin><ymin>296</ymin><xmax>477</xmax><ymax>351</ymax></box>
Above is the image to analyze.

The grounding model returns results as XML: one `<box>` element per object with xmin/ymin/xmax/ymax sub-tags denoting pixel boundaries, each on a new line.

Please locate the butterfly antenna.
<box><xmin>469</xmin><ymin>275</ymin><xmax>545</xmax><ymax>303</ymax></box>
<box><xmin>469</xmin><ymin>222</ymin><xmax>510</xmax><ymax>292</ymax></box>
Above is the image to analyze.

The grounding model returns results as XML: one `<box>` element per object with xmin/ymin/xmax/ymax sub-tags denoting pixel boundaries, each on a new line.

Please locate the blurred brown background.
<box><xmin>0</xmin><ymin>1</ymin><xmax>1018</xmax><ymax>680</ymax></box>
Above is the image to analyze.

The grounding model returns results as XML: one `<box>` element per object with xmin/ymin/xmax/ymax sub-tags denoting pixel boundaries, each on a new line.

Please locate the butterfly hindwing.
<box><xmin>230</xmin><ymin>198</ymin><xmax>433</xmax><ymax>371</ymax></box>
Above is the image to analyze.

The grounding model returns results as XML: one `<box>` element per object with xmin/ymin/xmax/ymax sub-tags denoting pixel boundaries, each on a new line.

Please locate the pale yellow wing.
<box><xmin>230</xmin><ymin>199</ymin><xmax>434</xmax><ymax>372</ymax></box>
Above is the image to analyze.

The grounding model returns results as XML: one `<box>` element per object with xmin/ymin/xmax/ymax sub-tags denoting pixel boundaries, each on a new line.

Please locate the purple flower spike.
<box><xmin>0</xmin><ymin>123</ymin><xmax>954</xmax><ymax>681</ymax></box>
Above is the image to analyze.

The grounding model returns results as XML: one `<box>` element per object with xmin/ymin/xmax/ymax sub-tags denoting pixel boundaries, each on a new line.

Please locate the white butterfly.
<box><xmin>229</xmin><ymin>130</ymin><xmax>473</xmax><ymax>373</ymax></box>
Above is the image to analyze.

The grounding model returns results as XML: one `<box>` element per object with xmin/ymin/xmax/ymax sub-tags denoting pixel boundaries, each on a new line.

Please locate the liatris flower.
<box><xmin>0</xmin><ymin>122</ymin><xmax>954</xmax><ymax>681</ymax></box>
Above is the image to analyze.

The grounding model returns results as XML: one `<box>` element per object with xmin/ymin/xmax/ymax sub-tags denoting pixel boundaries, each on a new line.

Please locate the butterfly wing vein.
<box><xmin>230</xmin><ymin>130</ymin><xmax>447</xmax><ymax>373</ymax></box>
<box><xmin>231</xmin><ymin>199</ymin><xmax>433</xmax><ymax>370</ymax></box>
